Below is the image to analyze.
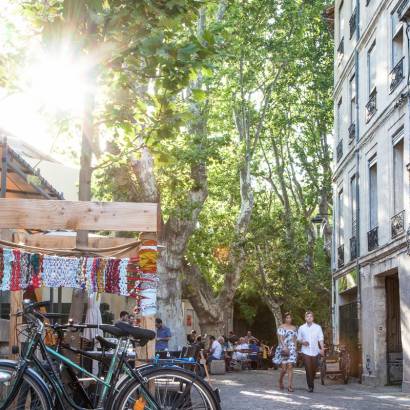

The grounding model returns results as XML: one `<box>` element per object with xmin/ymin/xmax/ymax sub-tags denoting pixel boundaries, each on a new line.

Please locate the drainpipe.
<box><xmin>354</xmin><ymin>0</ymin><xmax>363</xmax><ymax>382</ymax></box>
<box><xmin>1</xmin><ymin>137</ymin><xmax>7</xmax><ymax>198</ymax></box>
<box><xmin>404</xmin><ymin>16</ymin><xmax>410</xmax><ymax>234</ymax></box>
<box><xmin>332</xmin><ymin>191</ymin><xmax>337</xmax><ymax>345</ymax></box>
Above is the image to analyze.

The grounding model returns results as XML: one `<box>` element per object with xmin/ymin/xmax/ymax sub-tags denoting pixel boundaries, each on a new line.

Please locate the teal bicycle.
<box><xmin>0</xmin><ymin>300</ymin><xmax>220</xmax><ymax>410</ymax></box>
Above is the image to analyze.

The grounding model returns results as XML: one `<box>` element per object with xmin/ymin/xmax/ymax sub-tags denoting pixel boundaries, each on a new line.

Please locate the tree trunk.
<box><xmin>157</xmin><ymin>253</ymin><xmax>185</xmax><ymax>348</ymax></box>
<box><xmin>132</xmin><ymin>146</ymin><xmax>208</xmax><ymax>349</ymax></box>
<box><xmin>263</xmin><ymin>296</ymin><xmax>283</xmax><ymax>330</ymax></box>
<box><xmin>182</xmin><ymin>103</ymin><xmax>255</xmax><ymax>337</ymax></box>
<box><xmin>130</xmin><ymin>4</ymin><xmax>228</xmax><ymax>346</ymax></box>
<box><xmin>183</xmin><ymin>262</ymin><xmax>223</xmax><ymax>336</ymax></box>
<box><xmin>70</xmin><ymin>22</ymin><xmax>98</xmax><ymax>325</ymax></box>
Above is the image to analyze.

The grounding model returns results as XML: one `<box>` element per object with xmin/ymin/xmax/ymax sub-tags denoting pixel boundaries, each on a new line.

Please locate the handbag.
<box><xmin>281</xmin><ymin>347</ymin><xmax>290</xmax><ymax>358</ymax></box>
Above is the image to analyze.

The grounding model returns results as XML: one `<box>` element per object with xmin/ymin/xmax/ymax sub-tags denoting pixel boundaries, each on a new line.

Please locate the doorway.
<box><xmin>339</xmin><ymin>301</ymin><xmax>359</xmax><ymax>376</ymax></box>
<box><xmin>385</xmin><ymin>273</ymin><xmax>402</xmax><ymax>384</ymax></box>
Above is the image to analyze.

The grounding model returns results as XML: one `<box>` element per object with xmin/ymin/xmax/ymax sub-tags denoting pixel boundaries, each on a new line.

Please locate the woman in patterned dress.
<box><xmin>273</xmin><ymin>312</ymin><xmax>297</xmax><ymax>392</ymax></box>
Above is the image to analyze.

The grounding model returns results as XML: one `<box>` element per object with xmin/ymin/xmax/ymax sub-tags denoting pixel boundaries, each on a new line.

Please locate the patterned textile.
<box><xmin>42</xmin><ymin>255</ymin><xmax>81</xmax><ymax>288</ymax></box>
<box><xmin>0</xmin><ymin>249</ymin><xmax>13</xmax><ymax>291</ymax></box>
<box><xmin>273</xmin><ymin>327</ymin><xmax>298</xmax><ymax>365</ymax></box>
<box><xmin>0</xmin><ymin>240</ymin><xmax>159</xmax><ymax>316</ymax></box>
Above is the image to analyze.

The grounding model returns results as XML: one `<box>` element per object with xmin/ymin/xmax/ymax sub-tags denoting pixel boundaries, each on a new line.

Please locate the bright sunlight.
<box><xmin>27</xmin><ymin>52</ymin><xmax>89</xmax><ymax>115</ymax></box>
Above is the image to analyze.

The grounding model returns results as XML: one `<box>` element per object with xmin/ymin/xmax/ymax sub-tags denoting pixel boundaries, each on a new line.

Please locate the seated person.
<box><xmin>187</xmin><ymin>330</ymin><xmax>197</xmax><ymax>344</ymax></box>
<box><xmin>249</xmin><ymin>339</ymin><xmax>260</xmax><ymax>369</ymax></box>
<box><xmin>228</xmin><ymin>330</ymin><xmax>239</xmax><ymax>344</ymax></box>
<box><xmin>249</xmin><ymin>339</ymin><xmax>259</xmax><ymax>359</ymax></box>
<box><xmin>207</xmin><ymin>336</ymin><xmax>224</xmax><ymax>363</ymax></box>
<box><xmin>232</xmin><ymin>337</ymin><xmax>249</xmax><ymax>361</ymax></box>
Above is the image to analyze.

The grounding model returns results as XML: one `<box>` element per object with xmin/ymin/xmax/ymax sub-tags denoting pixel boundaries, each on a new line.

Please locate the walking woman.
<box><xmin>273</xmin><ymin>312</ymin><xmax>297</xmax><ymax>392</ymax></box>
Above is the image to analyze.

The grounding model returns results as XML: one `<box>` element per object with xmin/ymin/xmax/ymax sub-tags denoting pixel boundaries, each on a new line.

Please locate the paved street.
<box><xmin>213</xmin><ymin>369</ymin><xmax>410</xmax><ymax>410</ymax></box>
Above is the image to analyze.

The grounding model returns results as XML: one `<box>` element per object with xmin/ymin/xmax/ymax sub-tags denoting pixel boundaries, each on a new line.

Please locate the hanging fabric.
<box><xmin>0</xmin><ymin>240</ymin><xmax>159</xmax><ymax>316</ymax></box>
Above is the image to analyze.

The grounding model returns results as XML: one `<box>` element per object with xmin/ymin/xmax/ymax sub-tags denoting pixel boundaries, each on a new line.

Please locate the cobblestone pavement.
<box><xmin>212</xmin><ymin>369</ymin><xmax>410</xmax><ymax>410</ymax></box>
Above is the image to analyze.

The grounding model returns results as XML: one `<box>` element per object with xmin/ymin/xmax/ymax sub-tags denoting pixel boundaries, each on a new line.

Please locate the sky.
<box><xmin>0</xmin><ymin>1</ymin><xmax>85</xmax><ymax>165</ymax></box>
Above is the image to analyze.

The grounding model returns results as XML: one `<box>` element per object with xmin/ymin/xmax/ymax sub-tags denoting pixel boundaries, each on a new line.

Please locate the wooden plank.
<box><xmin>0</xmin><ymin>199</ymin><xmax>158</xmax><ymax>232</ymax></box>
<box><xmin>24</xmin><ymin>234</ymin><xmax>140</xmax><ymax>258</ymax></box>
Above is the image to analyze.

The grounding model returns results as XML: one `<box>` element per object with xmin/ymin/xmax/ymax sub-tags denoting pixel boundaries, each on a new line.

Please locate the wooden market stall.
<box><xmin>0</xmin><ymin>198</ymin><xmax>159</xmax><ymax>360</ymax></box>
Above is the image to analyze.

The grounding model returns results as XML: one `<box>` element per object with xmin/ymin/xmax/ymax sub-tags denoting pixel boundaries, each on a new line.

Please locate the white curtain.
<box><xmin>83</xmin><ymin>293</ymin><xmax>103</xmax><ymax>340</ymax></box>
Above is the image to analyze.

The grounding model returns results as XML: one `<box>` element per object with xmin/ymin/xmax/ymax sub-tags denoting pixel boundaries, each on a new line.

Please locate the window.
<box><xmin>369</xmin><ymin>160</ymin><xmax>378</xmax><ymax>229</ymax></box>
<box><xmin>349</xmin><ymin>0</ymin><xmax>357</xmax><ymax>39</ymax></box>
<box><xmin>349</xmin><ymin>74</ymin><xmax>356</xmax><ymax>125</ymax></box>
<box><xmin>392</xmin><ymin>11</ymin><xmax>404</xmax><ymax>67</ymax></box>
<box><xmin>392</xmin><ymin>27</ymin><xmax>404</xmax><ymax>67</ymax></box>
<box><xmin>393</xmin><ymin>138</ymin><xmax>404</xmax><ymax>214</ymax></box>
<box><xmin>338</xmin><ymin>189</ymin><xmax>344</xmax><ymax>245</ymax></box>
<box><xmin>350</xmin><ymin>175</ymin><xmax>357</xmax><ymax>235</ymax></box>
<box><xmin>368</xmin><ymin>42</ymin><xmax>376</xmax><ymax>94</ymax></box>
<box><xmin>337</xmin><ymin>98</ymin><xmax>342</xmax><ymax>139</ymax></box>
<box><xmin>338</xmin><ymin>1</ymin><xmax>344</xmax><ymax>43</ymax></box>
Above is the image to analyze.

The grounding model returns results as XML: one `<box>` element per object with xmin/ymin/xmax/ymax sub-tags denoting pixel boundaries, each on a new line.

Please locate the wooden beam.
<box><xmin>0</xmin><ymin>199</ymin><xmax>158</xmax><ymax>232</ymax></box>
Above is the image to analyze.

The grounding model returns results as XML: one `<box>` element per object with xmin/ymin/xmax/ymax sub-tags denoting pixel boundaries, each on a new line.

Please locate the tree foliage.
<box><xmin>2</xmin><ymin>0</ymin><xmax>334</xmax><ymax>339</ymax></box>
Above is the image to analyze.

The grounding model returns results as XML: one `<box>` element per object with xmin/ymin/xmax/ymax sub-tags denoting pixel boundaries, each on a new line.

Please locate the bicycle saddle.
<box><xmin>96</xmin><ymin>335</ymin><xmax>117</xmax><ymax>350</ymax></box>
<box><xmin>114</xmin><ymin>321</ymin><xmax>156</xmax><ymax>346</ymax></box>
<box><xmin>99</xmin><ymin>324</ymin><xmax>127</xmax><ymax>338</ymax></box>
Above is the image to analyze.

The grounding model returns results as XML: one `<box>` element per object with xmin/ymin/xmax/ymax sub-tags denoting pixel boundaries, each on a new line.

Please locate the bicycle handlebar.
<box><xmin>23</xmin><ymin>300</ymin><xmax>51</xmax><ymax>312</ymax></box>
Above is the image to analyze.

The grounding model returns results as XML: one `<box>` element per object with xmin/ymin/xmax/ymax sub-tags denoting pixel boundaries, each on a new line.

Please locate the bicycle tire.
<box><xmin>113</xmin><ymin>366</ymin><xmax>220</xmax><ymax>410</ymax></box>
<box><xmin>0</xmin><ymin>360</ymin><xmax>52</xmax><ymax>410</ymax></box>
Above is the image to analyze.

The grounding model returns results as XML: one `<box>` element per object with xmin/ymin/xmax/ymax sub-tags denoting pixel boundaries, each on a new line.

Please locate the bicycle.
<box><xmin>0</xmin><ymin>300</ymin><xmax>221</xmax><ymax>410</ymax></box>
<box><xmin>50</xmin><ymin>319</ymin><xmax>206</xmax><ymax>407</ymax></box>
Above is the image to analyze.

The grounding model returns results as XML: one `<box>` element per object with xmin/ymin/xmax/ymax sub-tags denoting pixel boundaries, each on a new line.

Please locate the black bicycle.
<box><xmin>0</xmin><ymin>300</ymin><xmax>221</xmax><ymax>410</ymax></box>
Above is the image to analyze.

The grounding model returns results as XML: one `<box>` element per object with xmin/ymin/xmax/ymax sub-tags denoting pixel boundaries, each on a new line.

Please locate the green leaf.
<box><xmin>191</xmin><ymin>88</ymin><xmax>207</xmax><ymax>101</ymax></box>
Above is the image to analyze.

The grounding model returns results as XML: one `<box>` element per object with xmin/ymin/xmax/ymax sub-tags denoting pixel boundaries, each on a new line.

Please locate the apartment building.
<box><xmin>332</xmin><ymin>0</ymin><xmax>410</xmax><ymax>390</ymax></box>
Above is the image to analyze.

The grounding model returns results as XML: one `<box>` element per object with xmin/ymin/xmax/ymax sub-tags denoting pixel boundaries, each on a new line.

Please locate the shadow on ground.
<box><xmin>212</xmin><ymin>369</ymin><xmax>410</xmax><ymax>410</ymax></box>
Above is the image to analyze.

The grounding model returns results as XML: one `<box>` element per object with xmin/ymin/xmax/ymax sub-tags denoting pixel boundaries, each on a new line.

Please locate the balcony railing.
<box><xmin>398</xmin><ymin>0</ymin><xmax>410</xmax><ymax>21</ymax></box>
<box><xmin>337</xmin><ymin>37</ymin><xmax>344</xmax><ymax>60</ymax></box>
<box><xmin>390</xmin><ymin>57</ymin><xmax>405</xmax><ymax>93</ymax></box>
<box><xmin>366</xmin><ymin>89</ymin><xmax>377</xmax><ymax>123</ymax></box>
<box><xmin>349</xmin><ymin>8</ymin><xmax>357</xmax><ymax>39</ymax></box>
<box><xmin>336</xmin><ymin>140</ymin><xmax>343</xmax><ymax>162</ymax></box>
<box><xmin>348</xmin><ymin>123</ymin><xmax>355</xmax><ymax>140</ymax></box>
<box><xmin>350</xmin><ymin>236</ymin><xmax>357</xmax><ymax>261</ymax></box>
<box><xmin>391</xmin><ymin>210</ymin><xmax>405</xmax><ymax>238</ymax></box>
<box><xmin>338</xmin><ymin>244</ymin><xmax>344</xmax><ymax>268</ymax></box>
<box><xmin>367</xmin><ymin>226</ymin><xmax>379</xmax><ymax>252</ymax></box>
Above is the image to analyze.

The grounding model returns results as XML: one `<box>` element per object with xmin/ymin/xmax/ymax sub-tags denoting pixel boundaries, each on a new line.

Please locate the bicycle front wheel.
<box><xmin>0</xmin><ymin>362</ymin><xmax>51</xmax><ymax>410</ymax></box>
<box><xmin>115</xmin><ymin>367</ymin><xmax>220</xmax><ymax>410</ymax></box>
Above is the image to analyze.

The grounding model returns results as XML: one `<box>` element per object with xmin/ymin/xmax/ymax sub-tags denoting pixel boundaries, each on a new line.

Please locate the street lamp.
<box><xmin>311</xmin><ymin>213</ymin><xmax>332</xmax><ymax>252</ymax></box>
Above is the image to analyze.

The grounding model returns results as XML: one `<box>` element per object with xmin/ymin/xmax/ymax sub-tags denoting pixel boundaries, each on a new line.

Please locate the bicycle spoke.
<box><xmin>118</xmin><ymin>370</ymin><xmax>216</xmax><ymax>410</ymax></box>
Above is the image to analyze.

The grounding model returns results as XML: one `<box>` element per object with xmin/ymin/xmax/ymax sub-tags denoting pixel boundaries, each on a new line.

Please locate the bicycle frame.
<box><xmin>2</xmin><ymin>319</ymin><xmax>161</xmax><ymax>410</ymax></box>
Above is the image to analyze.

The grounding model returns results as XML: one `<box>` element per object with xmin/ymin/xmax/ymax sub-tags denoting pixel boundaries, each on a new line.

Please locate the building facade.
<box><xmin>332</xmin><ymin>0</ymin><xmax>410</xmax><ymax>391</ymax></box>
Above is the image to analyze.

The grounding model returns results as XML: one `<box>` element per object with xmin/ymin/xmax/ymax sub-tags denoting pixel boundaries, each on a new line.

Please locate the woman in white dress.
<box><xmin>273</xmin><ymin>313</ymin><xmax>297</xmax><ymax>392</ymax></box>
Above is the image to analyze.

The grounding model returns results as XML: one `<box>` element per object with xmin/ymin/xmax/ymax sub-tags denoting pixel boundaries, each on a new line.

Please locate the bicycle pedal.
<box><xmin>134</xmin><ymin>397</ymin><xmax>146</xmax><ymax>410</ymax></box>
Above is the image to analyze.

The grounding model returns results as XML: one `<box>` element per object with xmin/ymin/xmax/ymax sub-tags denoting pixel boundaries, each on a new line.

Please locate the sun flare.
<box><xmin>26</xmin><ymin>53</ymin><xmax>90</xmax><ymax>115</ymax></box>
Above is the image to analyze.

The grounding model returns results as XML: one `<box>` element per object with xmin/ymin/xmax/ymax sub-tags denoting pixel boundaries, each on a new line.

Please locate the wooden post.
<box><xmin>9</xmin><ymin>290</ymin><xmax>22</xmax><ymax>359</ymax></box>
<box><xmin>1</xmin><ymin>137</ymin><xmax>8</xmax><ymax>198</ymax></box>
<box><xmin>8</xmin><ymin>231</ymin><xmax>26</xmax><ymax>358</ymax></box>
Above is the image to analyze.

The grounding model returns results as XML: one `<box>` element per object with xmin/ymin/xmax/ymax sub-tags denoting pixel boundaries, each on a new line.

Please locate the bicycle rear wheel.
<box><xmin>115</xmin><ymin>367</ymin><xmax>220</xmax><ymax>410</ymax></box>
<box><xmin>0</xmin><ymin>362</ymin><xmax>51</xmax><ymax>410</ymax></box>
